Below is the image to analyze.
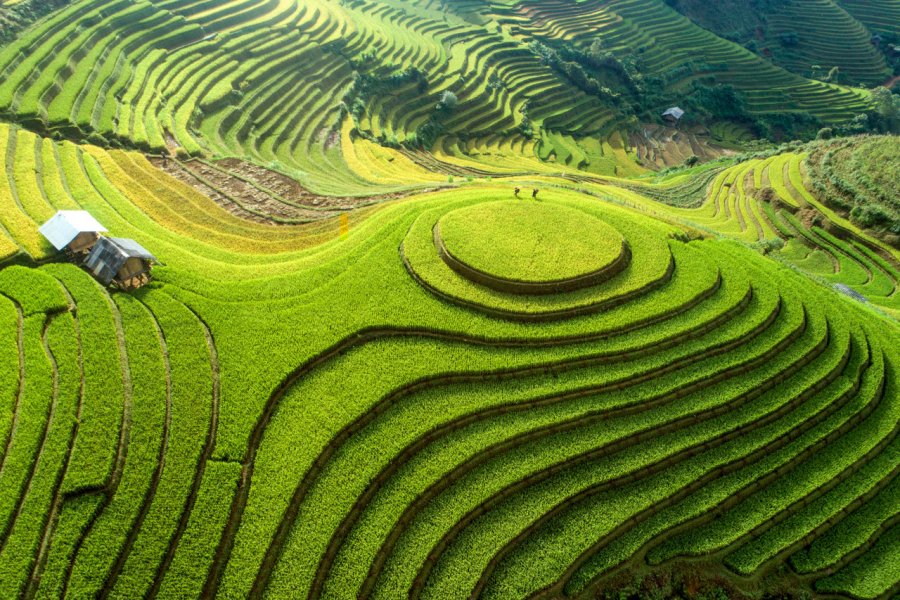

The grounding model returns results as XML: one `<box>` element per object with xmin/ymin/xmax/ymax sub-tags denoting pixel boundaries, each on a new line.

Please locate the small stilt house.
<box><xmin>662</xmin><ymin>107</ymin><xmax>685</xmax><ymax>124</ymax></box>
<box><xmin>38</xmin><ymin>210</ymin><xmax>107</xmax><ymax>258</ymax></box>
<box><xmin>85</xmin><ymin>237</ymin><xmax>157</xmax><ymax>290</ymax></box>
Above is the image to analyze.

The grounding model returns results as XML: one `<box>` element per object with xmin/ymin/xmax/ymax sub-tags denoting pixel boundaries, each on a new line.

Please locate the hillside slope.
<box><xmin>671</xmin><ymin>0</ymin><xmax>893</xmax><ymax>86</ymax></box>
<box><xmin>0</xmin><ymin>0</ymin><xmax>880</xmax><ymax>193</ymax></box>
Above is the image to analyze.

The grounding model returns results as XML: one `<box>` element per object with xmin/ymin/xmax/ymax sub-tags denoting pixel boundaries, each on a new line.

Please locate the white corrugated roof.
<box><xmin>663</xmin><ymin>107</ymin><xmax>685</xmax><ymax>119</ymax></box>
<box><xmin>38</xmin><ymin>211</ymin><xmax>107</xmax><ymax>250</ymax></box>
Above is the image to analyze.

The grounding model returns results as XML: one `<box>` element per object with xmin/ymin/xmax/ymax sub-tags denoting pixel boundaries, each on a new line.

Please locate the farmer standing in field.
<box><xmin>532</xmin><ymin>188</ymin><xmax>539</xmax><ymax>200</ymax></box>
<box><xmin>514</xmin><ymin>187</ymin><xmax>521</xmax><ymax>199</ymax></box>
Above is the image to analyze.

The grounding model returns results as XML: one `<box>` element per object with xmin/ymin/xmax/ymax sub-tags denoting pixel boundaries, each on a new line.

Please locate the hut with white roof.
<box><xmin>662</xmin><ymin>107</ymin><xmax>685</xmax><ymax>123</ymax></box>
<box><xmin>38</xmin><ymin>210</ymin><xmax>107</xmax><ymax>257</ymax></box>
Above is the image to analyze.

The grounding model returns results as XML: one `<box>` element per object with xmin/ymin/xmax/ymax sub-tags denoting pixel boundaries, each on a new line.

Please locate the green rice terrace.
<box><xmin>435</xmin><ymin>201</ymin><xmax>628</xmax><ymax>294</ymax></box>
<box><xmin>0</xmin><ymin>0</ymin><xmax>898</xmax><ymax>599</ymax></box>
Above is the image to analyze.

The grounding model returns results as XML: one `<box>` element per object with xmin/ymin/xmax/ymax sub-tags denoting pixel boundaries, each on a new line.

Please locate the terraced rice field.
<box><xmin>624</xmin><ymin>145</ymin><xmax>900</xmax><ymax>319</ymax></box>
<box><xmin>0</xmin><ymin>0</ymin><xmax>883</xmax><ymax>188</ymax></box>
<box><xmin>670</xmin><ymin>0</ymin><xmax>894</xmax><ymax>87</ymax></box>
<box><xmin>497</xmin><ymin>0</ymin><xmax>875</xmax><ymax>123</ymax></box>
<box><xmin>836</xmin><ymin>0</ymin><xmax>900</xmax><ymax>37</ymax></box>
<box><xmin>763</xmin><ymin>0</ymin><xmax>890</xmax><ymax>87</ymax></box>
<box><xmin>0</xmin><ymin>1</ymin><xmax>898</xmax><ymax>599</ymax></box>
<box><xmin>0</xmin><ymin>117</ymin><xmax>897</xmax><ymax>598</ymax></box>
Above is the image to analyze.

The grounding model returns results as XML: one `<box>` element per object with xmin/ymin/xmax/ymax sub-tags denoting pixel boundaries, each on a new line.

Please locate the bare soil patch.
<box><xmin>150</xmin><ymin>157</ymin><xmax>430</xmax><ymax>225</ymax></box>
<box><xmin>629</xmin><ymin>124</ymin><xmax>736</xmax><ymax>170</ymax></box>
<box><xmin>797</xmin><ymin>207</ymin><xmax>823</xmax><ymax>229</ymax></box>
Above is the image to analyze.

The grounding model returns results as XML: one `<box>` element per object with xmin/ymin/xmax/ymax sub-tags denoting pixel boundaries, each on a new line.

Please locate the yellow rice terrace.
<box><xmin>0</xmin><ymin>1</ymin><xmax>897</xmax><ymax>599</ymax></box>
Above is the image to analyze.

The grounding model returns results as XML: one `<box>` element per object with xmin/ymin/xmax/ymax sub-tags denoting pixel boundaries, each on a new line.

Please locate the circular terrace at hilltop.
<box><xmin>435</xmin><ymin>201</ymin><xmax>630</xmax><ymax>295</ymax></box>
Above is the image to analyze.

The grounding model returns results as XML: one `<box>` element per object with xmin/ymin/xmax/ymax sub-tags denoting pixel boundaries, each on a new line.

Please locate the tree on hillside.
<box><xmin>871</xmin><ymin>87</ymin><xmax>899</xmax><ymax>131</ymax></box>
<box><xmin>437</xmin><ymin>91</ymin><xmax>458</xmax><ymax>112</ymax></box>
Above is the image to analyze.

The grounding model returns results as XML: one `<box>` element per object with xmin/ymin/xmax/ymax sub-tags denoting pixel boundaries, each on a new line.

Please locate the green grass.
<box><xmin>814</xmin><ymin>520</ymin><xmax>900</xmax><ymax>598</ymax></box>
<box><xmin>791</xmin><ymin>468</ymin><xmax>900</xmax><ymax>573</ymax></box>
<box><xmin>0</xmin><ymin>296</ymin><xmax>19</xmax><ymax>470</ymax></box>
<box><xmin>0</xmin><ymin>315</ymin><xmax>54</xmax><ymax>594</ymax></box>
<box><xmin>0</xmin><ymin>311</ymin><xmax>79</xmax><ymax>597</ymax></box>
<box><xmin>43</xmin><ymin>264</ymin><xmax>124</xmax><ymax>497</ymax></box>
<box><xmin>0</xmin><ymin>266</ymin><xmax>68</xmax><ymax>316</ymax></box>
<box><xmin>109</xmin><ymin>290</ymin><xmax>214</xmax><ymax>598</ymax></box>
<box><xmin>62</xmin><ymin>291</ymin><xmax>168</xmax><ymax>597</ymax></box>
